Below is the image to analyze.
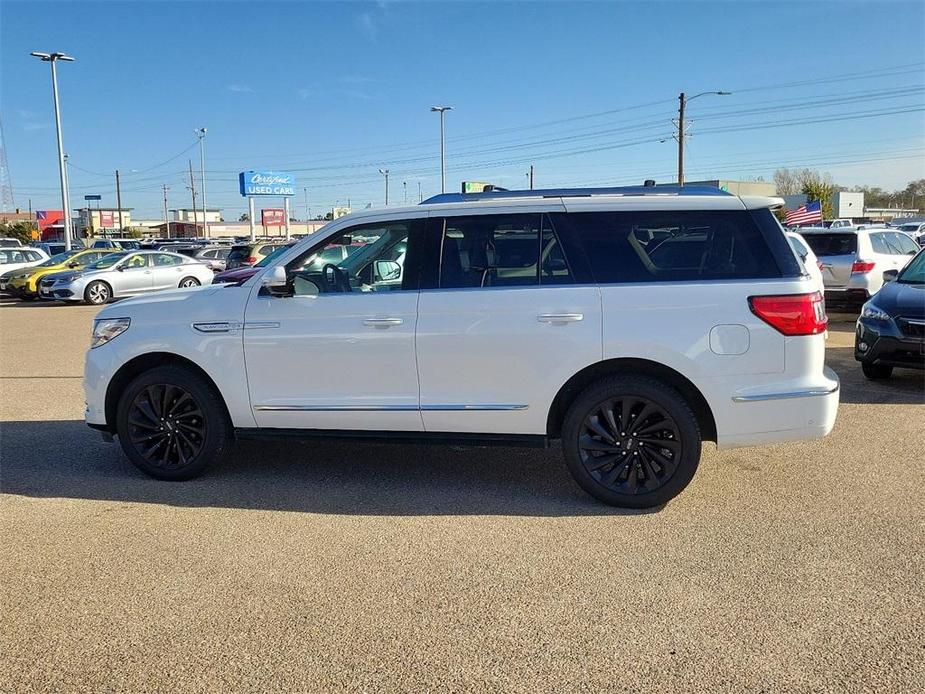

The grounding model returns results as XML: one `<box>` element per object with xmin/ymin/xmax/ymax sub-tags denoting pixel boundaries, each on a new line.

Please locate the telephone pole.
<box><xmin>162</xmin><ymin>184</ymin><xmax>170</xmax><ymax>238</ymax></box>
<box><xmin>115</xmin><ymin>169</ymin><xmax>124</xmax><ymax>232</ymax></box>
<box><xmin>378</xmin><ymin>168</ymin><xmax>389</xmax><ymax>205</ymax></box>
<box><xmin>188</xmin><ymin>159</ymin><xmax>198</xmax><ymax>233</ymax></box>
<box><xmin>195</xmin><ymin>128</ymin><xmax>208</xmax><ymax>236</ymax></box>
<box><xmin>676</xmin><ymin>90</ymin><xmax>731</xmax><ymax>186</ymax></box>
<box><xmin>303</xmin><ymin>186</ymin><xmax>309</xmax><ymax>220</ymax></box>
<box><xmin>529</xmin><ymin>165</ymin><xmax>534</xmax><ymax>190</ymax></box>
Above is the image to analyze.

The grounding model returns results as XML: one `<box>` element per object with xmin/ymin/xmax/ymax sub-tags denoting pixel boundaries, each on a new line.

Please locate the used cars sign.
<box><xmin>239</xmin><ymin>171</ymin><xmax>296</xmax><ymax>197</ymax></box>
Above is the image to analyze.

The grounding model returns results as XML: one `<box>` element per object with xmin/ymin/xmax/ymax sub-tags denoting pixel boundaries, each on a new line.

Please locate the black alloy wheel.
<box><xmin>562</xmin><ymin>375</ymin><xmax>702</xmax><ymax>508</ymax></box>
<box><xmin>116</xmin><ymin>365</ymin><xmax>229</xmax><ymax>480</ymax></box>
<box><xmin>127</xmin><ymin>384</ymin><xmax>205</xmax><ymax>469</ymax></box>
<box><xmin>577</xmin><ymin>396</ymin><xmax>682</xmax><ymax>495</ymax></box>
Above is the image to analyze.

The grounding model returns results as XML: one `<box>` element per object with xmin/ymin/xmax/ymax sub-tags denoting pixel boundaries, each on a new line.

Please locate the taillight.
<box><xmin>245</xmin><ymin>256</ymin><xmax>258</xmax><ymax>264</ymax></box>
<box><xmin>816</xmin><ymin>261</ymin><xmax>824</xmax><ymax>271</ymax></box>
<box><xmin>851</xmin><ymin>261</ymin><xmax>876</xmax><ymax>273</ymax></box>
<box><xmin>749</xmin><ymin>292</ymin><xmax>828</xmax><ymax>336</ymax></box>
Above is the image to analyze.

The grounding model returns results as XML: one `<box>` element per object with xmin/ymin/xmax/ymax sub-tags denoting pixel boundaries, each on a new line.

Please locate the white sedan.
<box><xmin>785</xmin><ymin>231</ymin><xmax>824</xmax><ymax>293</ymax></box>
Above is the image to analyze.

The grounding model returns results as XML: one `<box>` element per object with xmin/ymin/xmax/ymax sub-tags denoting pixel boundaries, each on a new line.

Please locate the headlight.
<box><xmin>91</xmin><ymin>318</ymin><xmax>131</xmax><ymax>349</ymax></box>
<box><xmin>860</xmin><ymin>302</ymin><xmax>891</xmax><ymax>322</ymax></box>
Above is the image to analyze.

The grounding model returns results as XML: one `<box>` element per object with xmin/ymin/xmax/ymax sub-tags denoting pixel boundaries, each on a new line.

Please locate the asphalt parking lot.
<box><xmin>1</xmin><ymin>298</ymin><xmax>923</xmax><ymax>692</ymax></box>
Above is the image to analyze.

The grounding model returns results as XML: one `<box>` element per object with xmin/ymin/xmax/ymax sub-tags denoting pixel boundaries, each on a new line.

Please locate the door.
<box><xmin>244</xmin><ymin>218</ymin><xmax>425</xmax><ymax>431</ymax></box>
<box><xmin>150</xmin><ymin>253</ymin><xmax>187</xmax><ymax>289</ymax></box>
<box><xmin>415</xmin><ymin>213</ymin><xmax>602</xmax><ymax>436</ymax></box>
<box><xmin>112</xmin><ymin>253</ymin><xmax>153</xmax><ymax>295</ymax></box>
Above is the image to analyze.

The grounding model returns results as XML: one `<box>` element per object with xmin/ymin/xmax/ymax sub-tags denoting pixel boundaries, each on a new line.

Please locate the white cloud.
<box><xmin>356</xmin><ymin>11</ymin><xmax>377</xmax><ymax>40</ymax></box>
<box><xmin>227</xmin><ymin>84</ymin><xmax>254</xmax><ymax>93</ymax></box>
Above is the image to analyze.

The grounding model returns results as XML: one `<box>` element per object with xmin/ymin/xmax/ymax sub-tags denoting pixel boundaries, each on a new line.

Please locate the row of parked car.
<box><xmin>0</xmin><ymin>236</ymin><xmax>297</xmax><ymax>304</ymax></box>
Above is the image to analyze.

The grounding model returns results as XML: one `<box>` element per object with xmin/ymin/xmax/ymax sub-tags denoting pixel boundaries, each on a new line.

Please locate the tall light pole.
<box><xmin>303</xmin><ymin>186</ymin><xmax>309</xmax><ymax>220</ymax></box>
<box><xmin>31</xmin><ymin>51</ymin><xmax>75</xmax><ymax>250</ymax></box>
<box><xmin>195</xmin><ymin>127</ymin><xmax>208</xmax><ymax>236</ymax></box>
<box><xmin>676</xmin><ymin>91</ymin><xmax>730</xmax><ymax>186</ymax></box>
<box><xmin>378</xmin><ymin>168</ymin><xmax>390</xmax><ymax>206</ymax></box>
<box><xmin>162</xmin><ymin>184</ymin><xmax>170</xmax><ymax>238</ymax></box>
<box><xmin>402</xmin><ymin>180</ymin><xmax>407</xmax><ymax>205</ymax></box>
<box><xmin>430</xmin><ymin>106</ymin><xmax>452</xmax><ymax>193</ymax></box>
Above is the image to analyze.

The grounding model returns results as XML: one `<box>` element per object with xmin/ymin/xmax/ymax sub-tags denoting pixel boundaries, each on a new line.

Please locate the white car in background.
<box><xmin>893</xmin><ymin>221</ymin><xmax>925</xmax><ymax>244</ymax></box>
<box><xmin>0</xmin><ymin>246</ymin><xmax>49</xmax><ymax>274</ymax></box>
<box><xmin>40</xmin><ymin>250</ymin><xmax>214</xmax><ymax>305</ymax></box>
<box><xmin>799</xmin><ymin>227</ymin><xmax>919</xmax><ymax>305</ymax></box>
<box><xmin>785</xmin><ymin>231</ymin><xmax>824</xmax><ymax>293</ymax></box>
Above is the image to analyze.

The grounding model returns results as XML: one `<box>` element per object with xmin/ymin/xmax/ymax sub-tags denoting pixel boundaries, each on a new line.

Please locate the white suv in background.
<box><xmin>85</xmin><ymin>185</ymin><xmax>839</xmax><ymax>508</ymax></box>
<box><xmin>799</xmin><ymin>227</ymin><xmax>919</xmax><ymax>304</ymax></box>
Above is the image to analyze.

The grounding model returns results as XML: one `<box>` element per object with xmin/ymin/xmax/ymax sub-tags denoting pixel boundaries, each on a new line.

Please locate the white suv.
<box><xmin>85</xmin><ymin>186</ymin><xmax>839</xmax><ymax>508</ymax></box>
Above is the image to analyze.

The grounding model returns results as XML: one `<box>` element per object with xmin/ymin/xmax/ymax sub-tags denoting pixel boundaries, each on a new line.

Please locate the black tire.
<box><xmin>19</xmin><ymin>294</ymin><xmax>37</xmax><ymax>302</ymax></box>
<box><xmin>861</xmin><ymin>362</ymin><xmax>893</xmax><ymax>380</ymax></box>
<box><xmin>178</xmin><ymin>276</ymin><xmax>200</xmax><ymax>289</ymax></box>
<box><xmin>561</xmin><ymin>375</ymin><xmax>702</xmax><ymax>508</ymax></box>
<box><xmin>115</xmin><ymin>365</ymin><xmax>229</xmax><ymax>480</ymax></box>
<box><xmin>84</xmin><ymin>280</ymin><xmax>111</xmax><ymax>305</ymax></box>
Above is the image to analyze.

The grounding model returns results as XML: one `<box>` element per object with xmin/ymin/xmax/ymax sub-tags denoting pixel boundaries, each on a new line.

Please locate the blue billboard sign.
<box><xmin>239</xmin><ymin>170</ymin><xmax>296</xmax><ymax>197</ymax></box>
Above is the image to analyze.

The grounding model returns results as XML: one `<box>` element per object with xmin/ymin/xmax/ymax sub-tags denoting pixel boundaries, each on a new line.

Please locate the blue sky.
<box><xmin>2</xmin><ymin>0</ymin><xmax>924</xmax><ymax>219</ymax></box>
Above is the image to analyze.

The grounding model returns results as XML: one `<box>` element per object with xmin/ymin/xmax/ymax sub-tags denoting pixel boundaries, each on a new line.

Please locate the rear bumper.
<box><xmin>716</xmin><ymin>366</ymin><xmax>840</xmax><ymax>449</ymax></box>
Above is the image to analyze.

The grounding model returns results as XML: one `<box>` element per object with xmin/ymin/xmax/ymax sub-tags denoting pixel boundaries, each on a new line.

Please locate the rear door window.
<box><xmin>887</xmin><ymin>232</ymin><xmax>919</xmax><ymax>255</ymax></box>
<box><xmin>869</xmin><ymin>233</ymin><xmax>891</xmax><ymax>255</ymax></box>
<box><xmin>802</xmin><ymin>233</ymin><xmax>858</xmax><ymax>256</ymax></box>
<box><xmin>553</xmin><ymin>210</ymin><xmax>782</xmax><ymax>283</ymax></box>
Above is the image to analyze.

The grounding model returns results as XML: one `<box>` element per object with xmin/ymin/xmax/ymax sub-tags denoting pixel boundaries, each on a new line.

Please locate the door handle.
<box><xmin>537</xmin><ymin>313</ymin><xmax>583</xmax><ymax>323</ymax></box>
<box><xmin>363</xmin><ymin>317</ymin><xmax>403</xmax><ymax>327</ymax></box>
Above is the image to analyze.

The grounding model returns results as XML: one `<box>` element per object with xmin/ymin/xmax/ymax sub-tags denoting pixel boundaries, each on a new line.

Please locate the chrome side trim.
<box><xmin>732</xmin><ymin>383</ymin><xmax>840</xmax><ymax>403</ymax></box>
<box><xmin>253</xmin><ymin>403</ymin><xmax>529</xmax><ymax>412</ymax></box>
<box><xmin>244</xmin><ymin>321</ymin><xmax>281</xmax><ymax>330</ymax></box>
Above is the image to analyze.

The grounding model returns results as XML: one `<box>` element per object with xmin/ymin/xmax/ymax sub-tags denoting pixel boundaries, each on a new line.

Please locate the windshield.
<box><xmin>37</xmin><ymin>250</ymin><xmax>80</xmax><ymax>267</ymax></box>
<box><xmin>898</xmin><ymin>250</ymin><xmax>925</xmax><ymax>284</ymax></box>
<box><xmin>898</xmin><ymin>224</ymin><xmax>920</xmax><ymax>232</ymax></box>
<box><xmin>86</xmin><ymin>252</ymin><xmax>129</xmax><ymax>270</ymax></box>
<box><xmin>255</xmin><ymin>244</ymin><xmax>293</xmax><ymax>267</ymax></box>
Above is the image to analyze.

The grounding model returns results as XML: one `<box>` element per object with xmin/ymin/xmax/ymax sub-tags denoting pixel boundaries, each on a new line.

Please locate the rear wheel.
<box><xmin>179</xmin><ymin>276</ymin><xmax>200</xmax><ymax>288</ymax></box>
<box><xmin>84</xmin><ymin>281</ymin><xmax>111</xmax><ymax>305</ymax></box>
<box><xmin>562</xmin><ymin>375</ymin><xmax>702</xmax><ymax>508</ymax></box>
<box><xmin>861</xmin><ymin>362</ymin><xmax>893</xmax><ymax>379</ymax></box>
<box><xmin>115</xmin><ymin>365</ymin><xmax>229</xmax><ymax>480</ymax></box>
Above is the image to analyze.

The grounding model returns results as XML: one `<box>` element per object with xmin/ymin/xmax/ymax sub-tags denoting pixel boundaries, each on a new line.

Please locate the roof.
<box><xmin>421</xmin><ymin>185</ymin><xmax>731</xmax><ymax>205</ymax></box>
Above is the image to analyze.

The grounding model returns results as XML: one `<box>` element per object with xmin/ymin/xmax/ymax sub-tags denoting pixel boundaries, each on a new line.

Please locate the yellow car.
<box><xmin>7</xmin><ymin>249</ymin><xmax>112</xmax><ymax>300</ymax></box>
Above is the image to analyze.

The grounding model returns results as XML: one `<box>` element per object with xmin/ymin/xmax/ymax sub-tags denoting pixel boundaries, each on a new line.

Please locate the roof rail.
<box><xmin>420</xmin><ymin>185</ymin><xmax>732</xmax><ymax>205</ymax></box>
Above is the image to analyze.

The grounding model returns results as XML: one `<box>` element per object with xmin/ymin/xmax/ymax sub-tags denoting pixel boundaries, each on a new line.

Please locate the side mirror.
<box><xmin>882</xmin><ymin>269</ymin><xmax>899</xmax><ymax>283</ymax></box>
<box><xmin>374</xmin><ymin>259</ymin><xmax>401</xmax><ymax>282</ymax></box>
<box><xmin>68</xmin><ymin>262</ymin><xmax>79</xmax><ymax>268</ymax></box>
<box><xmin>261</xmin><ymin>265</ymin><xmax>289</xmax><ymax>296</ymax></box>
<box><xmin>116</xmin><ymin>264</ymin><xmax>125</xmax><ymax>271</ymax></box>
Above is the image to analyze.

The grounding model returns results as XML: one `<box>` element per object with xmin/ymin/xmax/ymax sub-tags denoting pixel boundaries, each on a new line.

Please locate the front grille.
<box><xmin>898</xmin><ymin>318</ymin><xmax>925</xmax><ymax>339</ymax></box>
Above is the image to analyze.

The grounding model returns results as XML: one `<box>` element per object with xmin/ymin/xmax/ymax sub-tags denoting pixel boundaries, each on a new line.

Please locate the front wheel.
<box><xmin>861</xmin><ymin>362</ymin><xmax>893</xmax><ymax>379</ymax></box>
<box><xmin>178</xmin><ymin>276</ymin><xmax>200</xmax><ymax>289</ymax></box>
<box><xmin>84</xmin><ymin>280</ymin><xmax>111</xmax><ymax>305</ymax></box>
<box><xmin>561</xmin><ymin>375</ymin><xmax>702</xmax><ymax>508</ymax></box>
<box><xmin>115</xmin><ymin>365</ymin><xmax>229</xmax><ymax>480</ymax></box>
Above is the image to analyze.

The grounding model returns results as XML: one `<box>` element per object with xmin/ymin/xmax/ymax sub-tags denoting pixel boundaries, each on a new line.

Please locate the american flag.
<box><xmin>785</xmin><ymin>200</ymin><xmax>823</xmax><ymax>226</ymax></box>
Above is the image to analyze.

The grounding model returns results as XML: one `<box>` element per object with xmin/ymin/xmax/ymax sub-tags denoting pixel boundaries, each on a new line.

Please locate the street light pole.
<box><xmin>430</xmin><ymin>106</ymin><xmax>452</xmax><ymax>193</ymax></box>
<box><xmin>676</xmin><ymin>90</ymin><xmax>731</xmax><ymax>187</ymax></box>
<box><xmin>162</xmin><ymin>184</ymin><xmax>170</xmax><ymax>238</ymax></box>
<box><xmin>115</xmin><ymin>169</ymin><xmax>124</xmax><ymax>233</ymax></box>
<box><xmin>303</xmin><ymin>186</ymin><xmax>309</xmax><ymax>220</ymax></box>
<box><xmin>195</xmin><ymin>128</ymin><xmax>208</xmax><ymax>237</ymax></box>
<box><xmin>378</xmin><ymin>168</ymin><xmax>390</xmax><ymax>205</ymax></box>
<box><xmin>31</xmin><ymin>51</ymin><xmax>75</xmax><ymax>250</ymax></box>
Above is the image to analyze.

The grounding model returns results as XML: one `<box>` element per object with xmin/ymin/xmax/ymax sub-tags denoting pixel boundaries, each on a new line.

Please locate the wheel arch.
<box><xmin>84</xmin><ymin>278</ymin><xmax>114</xmax><ymax>303</ymax></box>
<box><xmin>104</xmin><ymin>352</ymin><xmax>230</xmax><ymax>432</ymax></box>
<box><xmin>546</xmin><ymin>358</ymin><xmax>717</xmax><ymax>442</ymax></box>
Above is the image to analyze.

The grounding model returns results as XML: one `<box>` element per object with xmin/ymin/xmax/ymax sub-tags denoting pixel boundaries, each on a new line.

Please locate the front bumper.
<box><xmin>39</xmin><ymin>280</ymin><xmax>80</xmax><ymax>301</ymax></box>
<box><xmin>855</xmin><ymin>319</ymin><xmax>925</xmax><ymax>370</ymax></box>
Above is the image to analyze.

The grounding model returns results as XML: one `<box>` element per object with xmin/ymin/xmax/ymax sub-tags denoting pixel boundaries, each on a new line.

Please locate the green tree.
<box><xmin>0</xmin><ymin>221</ymin><xmax>38</xmax><ymax>245</ymax></box>
<box><xmin>801</xmin><ymin>179</ymin><xmax>837</xmax><ymax>220</ymax></box>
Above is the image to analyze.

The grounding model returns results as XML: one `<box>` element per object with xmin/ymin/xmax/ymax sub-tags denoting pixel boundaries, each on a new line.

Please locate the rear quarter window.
<box><xmin>552</xmin><ymin>209</ymin><xmax>790</xmax><ymax>283</ymax></box>
<box><xmin>803</xmin><ymin>233</ymin><xmax>857</xmax><ymax>256</ymax></box>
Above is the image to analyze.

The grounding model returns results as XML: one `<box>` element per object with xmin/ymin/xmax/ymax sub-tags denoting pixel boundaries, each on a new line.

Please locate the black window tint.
<box><xmin>557</xmin><ymin>210</ymin><xmax>782</xmax><ymax>283</ymax></box>
<box><xmin>539</xmin><ymin>216</ymin><xmax>575</xmax><ymax>285</ymax></box>
<box><xmin>439</xmin><ymin>214</ymin><xmax>541</xmax><ymax>289</ymax></box>
<box><xmin>889</xmin><ymin>232</ymin><xmax>918</xmax><ymax>254</ymax></box>
<box><xmin>803</xmin><ymin>233</ymin><xmax>857</xmax><ymax>256</ymax></box>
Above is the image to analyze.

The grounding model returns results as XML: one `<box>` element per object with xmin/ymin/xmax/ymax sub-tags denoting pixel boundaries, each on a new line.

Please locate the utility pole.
<box><xmin>115</xmin><ymin>169</ymin><xmax>124</xmax><ymax>232</ymax></box>
<box><xmin>676</xmin><ymin>90</ymin><xmax>731</xmax><ymax>187</ymax></box>
<box><xmin>379</xmin><ymin>168</ymin><xmax>389</xmax><ymax>205</ymax></box>
<box><xmin>418</xmin><ymin>181</ymin><xmax>422</xmax><ymax>203</ymax></box>
<box><xmin>529</xmin><ymin>164</ymin><xmax>534</xmax><ymax>190</ymax></box>
<box><xmin>303</xmin><ymin>186</ymin><xmax>309</xmax><ymax>220</ymax></box>
<box><xmin>195</xmin><ymin>128</ymin><xmax>208</xmax><ymax>237</ymax></box>
<box><xmin>403</xmin><ymin>180</ymin><xmax>407</xmax><ymax>205</ymax></box>
<box><xmin>188</xmin><ymin>159</ymin><xmax>198</xmax><ymax>234</ymax></box>
<box><xmin>162</xmin><ymin>184</ymin><xmax>170</xmax><ymax>238</ymax></box>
